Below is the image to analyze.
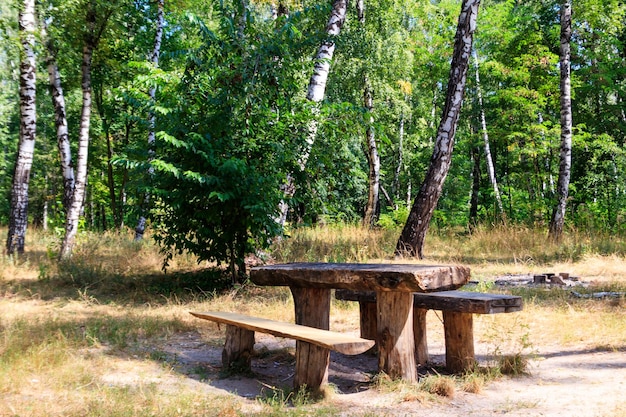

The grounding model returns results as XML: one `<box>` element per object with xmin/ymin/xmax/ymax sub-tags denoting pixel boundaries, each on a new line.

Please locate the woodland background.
<box><xmin>1</xmin><ymin>0</ymin><xmax>625</xmax><ymax>273</ymax></box>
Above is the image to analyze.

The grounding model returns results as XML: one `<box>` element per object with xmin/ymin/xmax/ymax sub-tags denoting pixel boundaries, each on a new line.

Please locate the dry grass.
<box><xmin>1</xmin><ymin>224</ymin><xmax>625</xmax><ymax>416</ymax></box>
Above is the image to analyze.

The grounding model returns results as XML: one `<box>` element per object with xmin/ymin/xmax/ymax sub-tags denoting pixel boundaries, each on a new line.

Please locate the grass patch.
<box><xmin>2</xmin><ymin>224</ymin><xmax>626</xmax><ymax>416</ymax></box>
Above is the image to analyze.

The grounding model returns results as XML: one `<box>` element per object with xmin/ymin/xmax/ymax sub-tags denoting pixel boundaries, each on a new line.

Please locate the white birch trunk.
<box><xmin>549</xmin><ymin>1</ymin><xmax>573</xmax><ymax>241</ymax></box>
<box><xmin>43</xmin><ymin>20</ymin><xmax>75</xmax><ymax>212</ymax></box>
<box><xmin>538</xmin><ymin>112</ymin><xmax>556</xmax><ymax>196</ymax></box>
<box><xmin>396</xmin><ymin>0</ymin><xmax>480</xmax><ymax>258</ymax></box>
<box><xmin>276</xmin><ymin>0</ymin><xmax>348</xmax><ymax>226</ymax></box>
<box><xmin>6</xmin><ymin>0</ymin><xmax>36</xmax><ymax>255</ymax></box>
<box><xmin>306</xmin><ymin>0</ymin><xmax>348</xmax><ymax>103</ymax></box>
<box><xmin>135</xmin><ymin>0</ymin><xmax>165</xmax><ymax>240</ymax></box>
<box><xmin>473</xmin><ymin>50</ymin><xmax>505</xmax><ymax>222</ymax></box>
<box><xmin>60</xmin><ymin>6</ymin><xmax>98</xmax><ymax>259</ymax></box>
<box><xmin>356</xmin><ymin>0</ymin><xmax>364</xmax><ymax>24</ymax></box>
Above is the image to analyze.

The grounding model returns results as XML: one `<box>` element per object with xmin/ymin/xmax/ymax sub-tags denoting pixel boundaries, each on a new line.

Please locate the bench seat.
<box><xmin>335</xmin><ymin>289</ymin><xmax>522</xmax><ymax>314</ymax></box>
<box><xmin>190</xmin><ymin>311</ymin><xmax>375</xmax><ymax>394</ymax></box>
<box><xmin>335</xmin><ymin>289</ymin><xmax>523</xmax><ymax>373</ymax></box>
<box><xmin>190</xmin><ymin>311</ymin><xmax>374</xmax><ymax>355</ymax></box>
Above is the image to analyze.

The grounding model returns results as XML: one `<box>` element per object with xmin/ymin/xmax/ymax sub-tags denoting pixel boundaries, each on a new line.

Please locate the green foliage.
<box><xmin>1</xmin><ymin>0</ymin><xmax>626</xmax><ymax>262</ymax></box>
<box><xmin>145</xmin><ymin>3</ymin><xmax>323</xmax><ymax>281</ymax></box>
<box><xmin>377</xmin><ymin>206</ymin><xmax>409</xmax><ymax>230</ymax></box>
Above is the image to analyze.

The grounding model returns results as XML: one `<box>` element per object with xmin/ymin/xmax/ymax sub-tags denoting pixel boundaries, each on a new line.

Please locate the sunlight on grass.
<box><xmin>1</xmin><ymin>224</ymin><xmax>625</xmax><ymax>416</ymax></box>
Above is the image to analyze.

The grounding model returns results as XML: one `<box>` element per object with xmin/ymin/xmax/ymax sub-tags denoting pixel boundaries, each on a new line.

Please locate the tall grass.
<box><xmin>273</xmin><ymin>223</ymin><xmax>399</xmax><ymax>263</ymax></box>
<box><xmin>273</xmin><ymin>224</ymin><xmax>626</xmax><ymax>282</ymax></box>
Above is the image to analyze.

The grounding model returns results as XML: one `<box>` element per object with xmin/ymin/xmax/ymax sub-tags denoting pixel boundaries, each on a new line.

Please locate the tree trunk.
<box><xmin>357</xmin><ymin>2</ymin><xmax>379</xmax><ymax>227</ymax></box>
<box><xmin>538</xmin><ymin>112</ymin><xmax>556</xmax><ymax>198</ymax></box>
<box><xmin>549</xmin><ymin>1</ymin><xmax>572</xmax><ymax>242</ymax></box>
<box><xmin>6</xmin><ymin>0</ymin><xmax>37</xmax><ymax>256</ymax></box>
<box><xmin>104</xmin><ymin>123</ymin><xmax>120</xmax><ymax>226</ymax></box>
<box><xmin>468</xmin><ymin>145</ymin><xmax>481</xmax><ymax>231</ymax></box>
<box><xmin>43</xmin><ymin>20</ymin><xmax>74</xmax><ymax>213</ymax></box>
<box><xmin>276</xmin><ymin>0</ymin><xmax>348</xmax><ymax>226</ymax></box>
<box><xmin>392</xmin><ymin>113</ymin><xmax>404</xmax><ymax>205</ymax></box>
<box><xmin>135</xmin><ymin>0</ymin><xmax>165</xmax><ymax>240</ymax></box>
<box><xmin>362</xmin><ymin>77</ymin><xmax>380</xmax><ymax>227</ymax></box>
<box><xmin>395</xmin><ymin>0</ymin><xmax>480</xmax><ymax>258</ymax></box>
<box><xmin>473</xmin><ymin>49</ymin><xmax>505</xmax><ymax>223</ymax></box>
<box><xmin>306</xmin><ymin>0</ymin><xmax>348</xmax><ymax>103</ymax></box>
<box><xmin>59</xmin><ymin>3</ymin><xmax>104</xmax><ymax>259</ymax></box>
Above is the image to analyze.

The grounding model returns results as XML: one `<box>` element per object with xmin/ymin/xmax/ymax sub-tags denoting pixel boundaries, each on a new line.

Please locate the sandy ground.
<box><xmin>109</xmin><ymin>329</ymin><xmax>626</xmax><ymax>417</ymax></box>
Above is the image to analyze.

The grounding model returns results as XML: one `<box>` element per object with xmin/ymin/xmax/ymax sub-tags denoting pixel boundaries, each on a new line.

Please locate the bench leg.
<box><xmin>443</xmin><ymin>311</ymin><xmax>475</xmax><ymax>373</ymax></box>
<box><xmin>413</xmin><ymin>308</ymin><xmax>428</xmax><ymax>365</ymax></box>
<box><xmin>291</xmin><ymin>287</ymin><xmax>331</xmax><ymax>395</ymax></box>
<box><xmin>377</xmin><ymin>291</ymin><xmax>417</xmax><ymax>382</ymax></box>
<box><xmin>359</xmin><ymin>300</ymin><xmax>378</xmax><ymax>342</ymax></box>
<box><xmin>222</xmin><ymin>325</ymin><xmax>255</xmax><ymax>372</ymax></box>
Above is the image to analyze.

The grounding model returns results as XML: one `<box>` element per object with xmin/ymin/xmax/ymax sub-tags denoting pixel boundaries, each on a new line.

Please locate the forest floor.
<box><xmin>2</xmin><ymin>231</ymin><xmax>626</xmax><ymax>417</ymax></box>
<box><xmin>96</xmin><ymin>271</ymin><xmax>626</xmax><ymax>417</ymax></box>
<box><xmin>129</xmin><ymin>323</ymin><xmax>625</xmax><ymax>417</ymax></box>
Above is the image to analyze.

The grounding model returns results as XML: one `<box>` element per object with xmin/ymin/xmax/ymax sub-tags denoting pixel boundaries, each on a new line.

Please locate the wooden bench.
<box><xmin>190</xmin><ymin>311</ymin><xmax>375</xmax><ymax>395</ymax></box>
<box><xmin>335</xmin><ymin>290</ymin><xmax>523</xmax><ymax>373</ymax></box>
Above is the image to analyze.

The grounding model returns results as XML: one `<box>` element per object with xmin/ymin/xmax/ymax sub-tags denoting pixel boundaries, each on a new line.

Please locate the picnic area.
<box><xmin>2</xmin><ymin>227</ymin><xmax>625</xmax><ymax>417</ymax></box>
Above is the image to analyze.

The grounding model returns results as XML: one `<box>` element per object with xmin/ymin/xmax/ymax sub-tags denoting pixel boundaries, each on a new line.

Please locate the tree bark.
<box><xmin>135</xmin><ymin>0</ymin><xmax>165</xmax><ymax>240</ymax></box>
<box><xmin>392</xmin><ymin>113</ymin><xmax>404</xmax><ymax>205</ymax></box>
<box><xmin>473</xmin><ymin>49</ymin><xmax>505</xmax><ymax>223</ymax></box>
<box><xmin>60</xmin><ymin>2</ymin><xmax>109</xmax><ymax>259</ymax></box>
<box><xmin>6</xmin><ymin>0</ymin><xmax>37</xmax><ymax>255</ymax></box>
<box><xmin>549</xmin><ymin>1</ymin><xmax>572</xmax><ymax>242</ymax></box>
<box><xmin>468</xmin><ymin>145</ymin><xmax>481</xmax><ymax>231</ymax></box>
<box><xmin>276</xmin><ymin>0</ymin><xmax>348</xmax><ymax>226</ymax></box>
<box><xmin>43</xmin><ymin>20</ymin><xmax>75</xmax><ymax>213</ymax></box>
<box><xmin>306</xmin><ymin>0</ymin><xmax>348</xmax><ymax>103</ymax></box>
<box><xmin>362</xmin><ymin>84</ymin><xmax>379</xmax><ymax>227</ymax></box>
<box><xmin>395</xmin><ymin>0</ymin><xmax>480</xmax><ymax>258</ymax></box>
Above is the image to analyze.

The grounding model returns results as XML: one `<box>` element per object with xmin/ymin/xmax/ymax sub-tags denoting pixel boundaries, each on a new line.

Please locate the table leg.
<box><xmin>359</xmin><ymin>299</ymin><xmax>378</xmax><ymax>337</ymax></box>
<box><xmin>290</xmin><ymin>287</ymin><xmax>331</xmax><ymax>395</ymax></box>
<box><xmin>377</xmin><ymin>291</ymin><xmax>417</xmax><ymax>382</ymax></box>
<box><xmin>413</xmin><ymin>308</ymin><xmax>429</xmax><ymax>365</ymax></box>
<box><xmin>443</xmin><ymin>311</ymin><xmax>475</xmax><ymax>373</ymax></box>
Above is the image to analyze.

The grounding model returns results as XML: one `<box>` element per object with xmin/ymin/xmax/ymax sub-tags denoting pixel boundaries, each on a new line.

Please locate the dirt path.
<box><xmin>129</xmin><ymin>332</ymin><xmax>626</xmax><ymax>417</ymax></box>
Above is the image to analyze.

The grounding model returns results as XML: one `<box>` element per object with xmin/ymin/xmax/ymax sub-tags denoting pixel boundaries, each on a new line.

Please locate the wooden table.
<box><xmin>250</xmin><ymin>263</ymin><xmax>470</xmax><ymax>384</ymax></box>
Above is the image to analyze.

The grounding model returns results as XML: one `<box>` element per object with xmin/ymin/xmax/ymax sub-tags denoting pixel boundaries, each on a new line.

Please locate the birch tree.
<box><xmin>357</xmin><ymin>0</ymin><xmax>379</xmax><ymax>227</ymax></box>
<box><xmin>276</xmin><ymin>0</ymin><xmax>348</xmax><ymax>226</ymax></box>
<box><xmin>549</xmin><ymin>0</ymin><xmax>572</xmax><ymax>241</ymax></box>
<box><xmin>43</xmin><ymin>19</ymin><xmax>74</xmax><ymax>212</ymax></box>
<box><xmin>59</xmin><ymin>2</ymin><xmax>112</xmax><ymax>259</ymax></box>
<box><xmin>473</xmin><ymin>49</ymin><xmax>505</xmax><ymax>223</ymax></box>
<box><xmin>135</xmin><ymin>0</ymin><xmax>165</xmax><ymax>241</ymax></box>
<box><xmin>6</xmin><ymin>0</ymin><xmax>36</xmax><ymax>255</ymax></box>
<box><xmin>396</xmin><ymin>0</ymin><xmax>480</xmax><ymax>258</ymax></box>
